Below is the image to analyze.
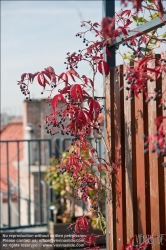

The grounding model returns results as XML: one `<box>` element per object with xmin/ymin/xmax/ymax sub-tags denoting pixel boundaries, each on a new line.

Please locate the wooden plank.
<box><xmin>105</xmin><ymin>68</ymin><xmax>114</xmax><ymax>250</ymax></box>
<box><xmin>147</xmin><ymin>59</ymin><xmax>160</xmax><ymax>249</ymax></box>
<box><xmin>114</xmin><ymin>65</ymin><xmax>125</xmax><ymax>249</ymax></box>
<box><xmin>161</xmin><ymin>53</ymin><xmax>166</xmax><ymax>239</ymax></box>
<box><xmin>134</xmin><ymin>62</ymin><xmax>147</xmax><ymax>235</ymax></box>
<box><xmin>123</xmin><ymin>64</ymin><xmax>134</xmax><ymax>242</ymax></box>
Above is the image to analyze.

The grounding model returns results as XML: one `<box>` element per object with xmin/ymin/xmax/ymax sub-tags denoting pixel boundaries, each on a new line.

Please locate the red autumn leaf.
<box><xmin>41</xmin><ymin>70</ymin><xmax>51</xmax><ymax>80</ymax></box>
<box><xmin>51</xmin><ymin>94</ymin><xmax>65</xmax><ymax>108</ymax></box>
<box><xmin>93</xmin><ymin>22</ymin><xmax>100</xmax><ymax>27</ymax></box>
<box><xmin>82</xmin><ymin>139</ymin><xmax>87</xmax><ymax>150</ymax></box>
<box><xmin>58</xmin><ymin>72</ymin><xmax>68</xmax><ymax>83</ymax></box>
<box><xmin>154</xmin><ymin>116</ymin><xmax>165</xmax><ymax>126</ymax></box>
<box><xmin>97</xmin><ymin>163</ymin><xmax>108</xmax><ymax>172</ymax></box>
<box><xmin>70</xmin><ymin>84</ymin><xmax>84</xmax><ymax>101</ymax></box>
<box><xmin>37</xmin><ymin>73</ymin><xmax>46</xmax><ymax>88</ymax></box>
<box><xmin>60</xmin><ymin>85</ymin><xmax>71</xmax><ymax>94</ymax></box>
<box><xmin>97</xmin><ymin>60</ymin><xmax>109</xmax><ymax>76</ymax></box>
<box><xmin>67</xmin><ymin>68</ymin><xmax>80</xmax><ymax>82</ymax></box>
<box><xmin>84</xmin><ymin>234</ymin><xmax>97</xmax><ymax>247</ymax></box>
<box><xmin>45</xmin><ymin>66</ymin><xmax>55</xmax><ymax>74</ymax></box>
<box><xmin>40</xmin><ymin>70</ymin><xmax>52</xmax><ymax>84</ymax></box>
<box><xmin>120</xmin><ymin>9</ymin><xmax>131</xmax><ymax>16</ymax></box>
<box><xmin>27</xmin><ymin>73</ymin><xmax>36</xmax><ymax>83</ymax></box>
<box><xmin>145</xmin><ymin>67</ymin><xmax>161</xmax><ymax>79</ymax></box>
<box><xmin>77</xmin><ymin>111</ymin><xmax>87</xmax><ymax>122</ymax></box>
<box><xmin>137</xmin><ymin>56</ymin><xmax>152</xmax><ymax>69</ymax></box>
<box><xmin>82</xmin><ymin>109</ymin><xmax>91</xmax><ymax>121</ymax></box>
<box><xmin>82</xmin><ymin>76</ymin><xmax>94</xmax><ymax>88</ymax></box>
<box><xmin>92</xmin><ymin>56</ymin><xmax>102</xmax><ymax>60</ymax></box>
<box><xmin>121</xmin><ymin>0</ymin><xmax>164</xmax><ymax>18</ymax></box>
<box><xmin>101</xmin><ymin>17</ymin><xmax>115</xmax><ymax>40</ymax></box>
<box><xmin>27</xmin><ymin>73</ymin><xmax>33</xmax><ymax>82</ymax></box>
<box><xmin>119</xmin><ymin>26</ymin><xmax>128</xmax><ymax>36</ymax></box>
<box><xmin>44</xmin><ymin>66</ymin><xmax>56</xmax><ymax>84</ymax></box>
<box><xmin>124</xmin><ymin>19</ymin><xmax>132</xmax><ymax>27</ymax></box>
<box><xmin>75</xmin><ymin>216</ymin><xmax>89</xmax><ymax>233</ymax></box>
<box><xmin>129</xmin><ymin>235</ymin><xmax>135</xmax><ymax>246</ymax></box>
<box><xmin>113</xmin><ymin>29</ymin><xmax>119</xmax><ymax>38</ymax></box>
<box><xmin>88</xmin><ymin>99</ymin><xmax>101</xmax><ymax>120</ymax></box>
<box><xmin>21</xmin><ymin>73</ymin><xmax>27</xmax><ymax>82</ymax></box>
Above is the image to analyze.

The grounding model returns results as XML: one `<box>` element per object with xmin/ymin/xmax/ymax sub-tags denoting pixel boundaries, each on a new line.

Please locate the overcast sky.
<box><xmin>1</xmin><ymin>1</ymin><xmax>166</xmax><ymax>116</ymax></box>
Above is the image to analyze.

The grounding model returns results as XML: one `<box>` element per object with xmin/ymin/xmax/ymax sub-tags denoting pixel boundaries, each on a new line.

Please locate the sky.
<box><xmin>1</xmin><ymin>1</ymin><xmax>166</xmax><ymax>116</ymax></box>
<box><xmin>1</xmin><ymin>0</ymin><xmax>121</xmax><ymax>116</ymax></box>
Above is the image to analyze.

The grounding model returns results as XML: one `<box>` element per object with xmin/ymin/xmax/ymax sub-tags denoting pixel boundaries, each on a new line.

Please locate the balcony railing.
<box><xmin>0</xmin><ymin>137</ymin><xmax>103</xmax><ymax>230</ymax></box>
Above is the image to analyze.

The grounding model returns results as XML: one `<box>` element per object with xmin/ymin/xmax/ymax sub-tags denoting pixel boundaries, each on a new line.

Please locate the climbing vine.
<box><xmin>17</xmin><ymin>0</ymin><xmax>165</xmax><ymax>249</ymax></box>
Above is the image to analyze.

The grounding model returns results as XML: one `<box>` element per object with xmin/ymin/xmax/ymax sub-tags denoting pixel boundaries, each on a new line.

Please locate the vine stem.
<box><xmin>142</xmin><ymin>4</ymin><xmax>166</xmax><ymax>14</ymax></box>
<box><xmin>97</xmin><ymin>129</ymin><xmax>112</xmax><ymax>167</ymax></box>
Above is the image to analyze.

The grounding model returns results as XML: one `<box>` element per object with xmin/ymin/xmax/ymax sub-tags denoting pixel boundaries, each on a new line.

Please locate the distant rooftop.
<box><xmin>0</xmin><ymin>119</ymin><xmax>23</xmax><ymax>198</ymax></box>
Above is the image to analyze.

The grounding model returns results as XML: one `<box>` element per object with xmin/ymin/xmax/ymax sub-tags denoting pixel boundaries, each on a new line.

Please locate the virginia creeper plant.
<box><xmin>17</xmin><ymin>0</ymin><xmax>166</xmax><ymax>249</ymax></box>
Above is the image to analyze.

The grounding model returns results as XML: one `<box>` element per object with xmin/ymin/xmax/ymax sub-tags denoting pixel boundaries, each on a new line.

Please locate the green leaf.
<box><xmin>162</xmin><ymin>33</ymin><xmax>166</xmax><ymax>38</ymax></box>
<box><xmin>149</xmin><ymin>39</ymin><xmax>157</xmax><ymax>45</ymax></box>
<box><xmin>123</xmin><ymin>53</ymin><xmax>128</xmax><ymax>60</ymax></box>
<box><xmin>138</xmin><ymin>17</ymin><xmax>148</xmax><ymax>23</ymax></box>
<box><xmin>150</xmin><ymin>13</ymin><xmax>159</xmax><ymax>19</ymax></box>
<box><xmin>91</xmin><ymin>219</ymin><xmax>97</xmax><ymax>226</ymax></box>
<box><xmin>132</xmin><ymin>16</ymin><xmax>138</xmax><ymax>22</ymax></box>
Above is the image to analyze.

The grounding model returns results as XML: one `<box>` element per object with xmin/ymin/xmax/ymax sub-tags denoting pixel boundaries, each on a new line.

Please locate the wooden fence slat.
<box><xmin>114</xmin><ymin>65</ymin><xmax>125</xmax><ymax>249</ymax></box>
<box><xmin>147</xmin><ymin>60</ymin><xmax>160</xmax><ymax>249</ymax></box>
<box><xmin>105</xmin><ymin>68</ymin><xmax>114</xmax><ymax>250</ymax></box>
<box><xmin>134</xmin><ymin>78</ymin><xmax>147</xmax><ymax>234</ymax></box>
<box><xmin>123</xmin><ymin>65</ymin><xmax>134</xmax><ymax>242</ymax></box>
<box><xmin>161</xmin><ymin>53</ymin><xmax>166</xmax><ymax>239</ymax></box>
<box><xmin>134</xmin><ymin>96</ymin><xmax>146</xmax><ymax>234</ymax></box>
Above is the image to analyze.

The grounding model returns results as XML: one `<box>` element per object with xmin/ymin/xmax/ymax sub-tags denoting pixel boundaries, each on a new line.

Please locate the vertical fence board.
<box><xmin>161</xmin><ymin>53</ymin><xmax>166</xmax><ymax>237</ymax></box>
<box><xmin>134</xmin><ymin>78</ymin><xmax>147</xmax><ymax>234</ymax></box>
<box><xmin>114</xmin><ymin>66</ymin><xmax>125</xmax><ymax>249</ymax></box>
<box><xmin>147</xmin><ymin>60</ymin><xmax>160</xmax><ymax>247</ymax></box>
<box><xmin>105</xmin><ymin>68</ymin><xmax>114</xmax><ymax>250</ymax></box>
<box><xmin>155</xmin><ymin>58</ymin><xmax>166</xmax><ymax>250</ymax></box>
<box><xmin>123</xmin><ymin>65</ymin><xmax>134</xmax><ymax>242</ymax></box>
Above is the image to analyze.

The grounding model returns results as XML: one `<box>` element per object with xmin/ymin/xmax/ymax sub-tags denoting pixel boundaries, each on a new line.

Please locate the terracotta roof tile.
<box><xmin>0</xmin><ymin>122</ymin><xmax>23</xmax><ymax>200</ymax></box>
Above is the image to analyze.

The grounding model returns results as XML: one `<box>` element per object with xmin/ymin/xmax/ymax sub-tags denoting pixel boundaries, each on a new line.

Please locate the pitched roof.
<box><xmin>0</xmin><ymin>120</ymin><xmax>23</xmax><ymax>201</ymax></box>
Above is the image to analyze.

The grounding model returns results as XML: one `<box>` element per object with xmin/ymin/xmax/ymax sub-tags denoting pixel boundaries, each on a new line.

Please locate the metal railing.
<box><xmin>0</xmin><ymin>137</ymin><xmax>104</xmax><ymax>230</ymax></box>
<box><xmin>0</xmin><ymin>139</ymin><xmax>53</xmax><ymax>230</ymax></box>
